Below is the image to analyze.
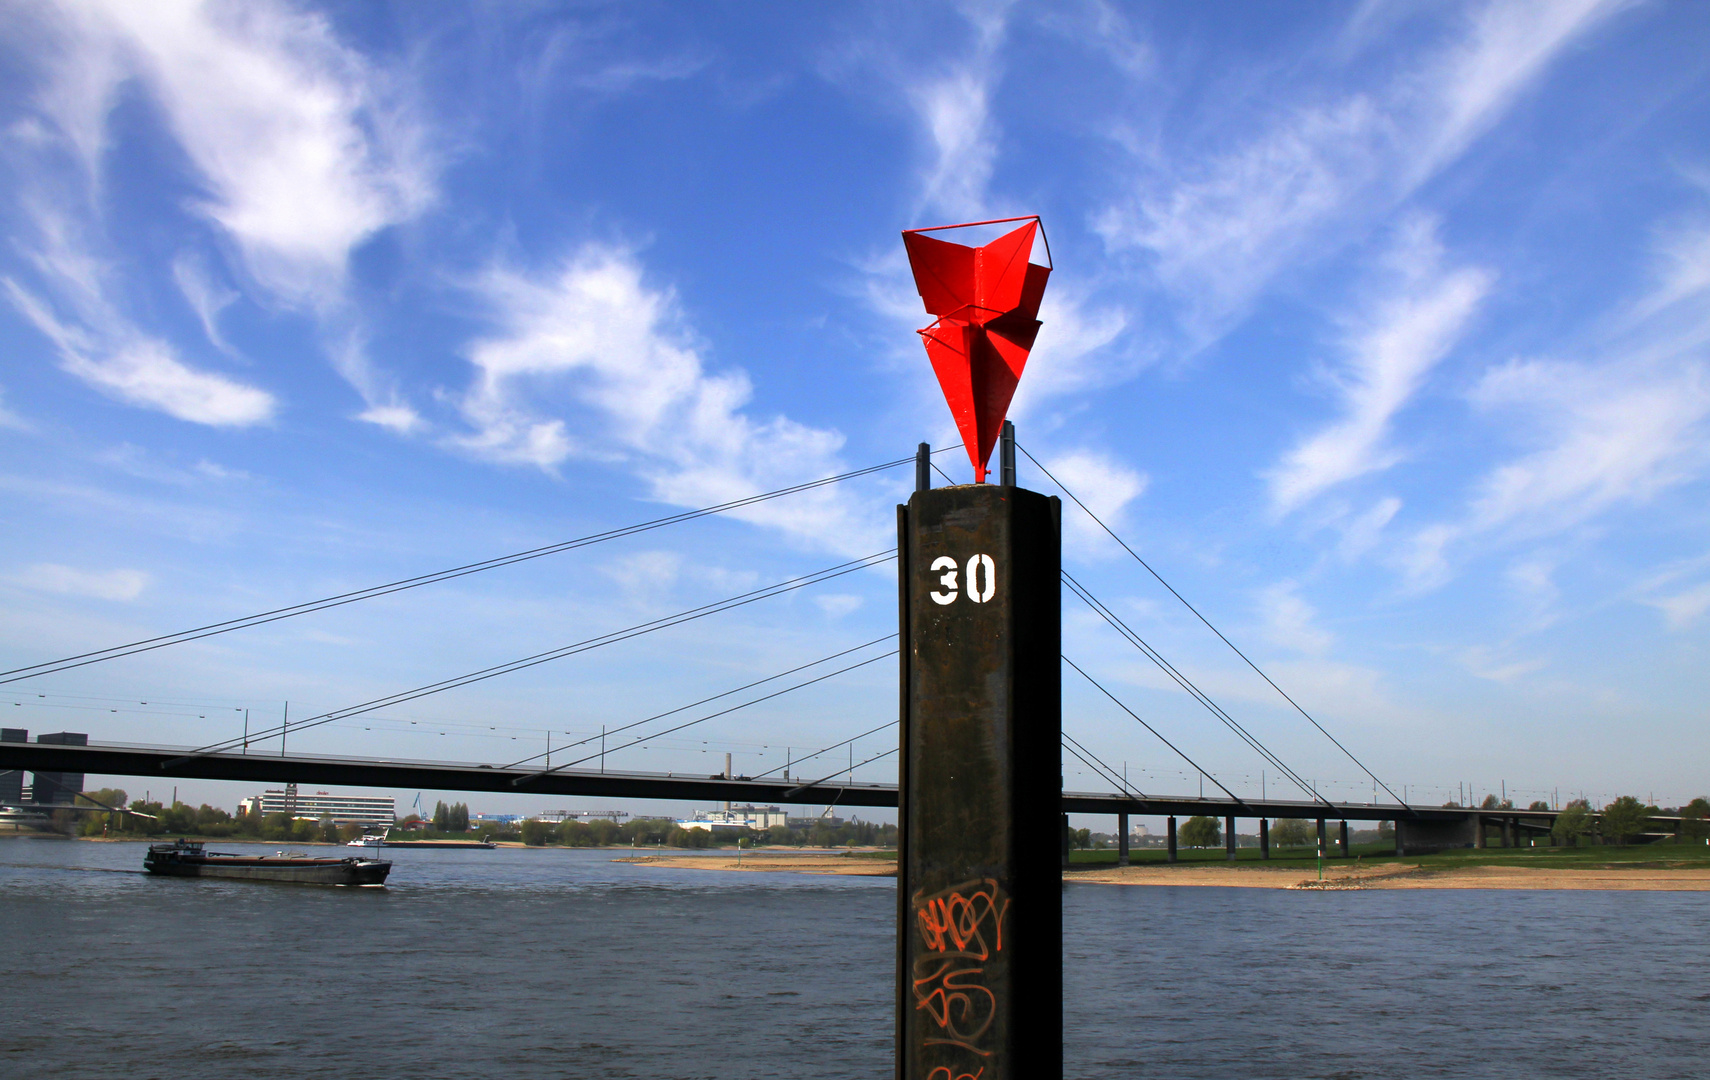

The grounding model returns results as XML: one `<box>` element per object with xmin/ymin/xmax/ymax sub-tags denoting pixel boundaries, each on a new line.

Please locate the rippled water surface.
<box><xmin>3</xmin><ymin>840</ymin><xmax>1706</xmax><ymax>1078</ymax></box>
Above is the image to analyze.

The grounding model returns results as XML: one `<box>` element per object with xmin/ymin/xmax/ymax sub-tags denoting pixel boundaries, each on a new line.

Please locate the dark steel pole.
<box><xmin>999</xmin><ymin>420</ymin><xmax>1016</xmax><ymax>487</ymax></box>
<box><xmin>915</xmin><ymin>442</ymin><xmax>931</xmax><ymax>493</ymax></box>
<box><xmin>898</xmin><ymin>483</ymin><xmax>1061</xmax><ymax>1080</ymax></box>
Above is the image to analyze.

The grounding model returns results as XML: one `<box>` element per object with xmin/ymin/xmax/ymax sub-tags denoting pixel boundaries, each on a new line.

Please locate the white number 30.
<box><xmin>929</xmin><ymin>554</ymin><xmax>995</xmax><ymax>605</ymax></box>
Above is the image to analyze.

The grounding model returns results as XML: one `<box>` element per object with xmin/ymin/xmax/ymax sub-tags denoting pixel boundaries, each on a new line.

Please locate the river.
<box><xmin>2</xmin><ymin>840</ymin><xmax>1704</xmax><ymax>1078</ymax></box>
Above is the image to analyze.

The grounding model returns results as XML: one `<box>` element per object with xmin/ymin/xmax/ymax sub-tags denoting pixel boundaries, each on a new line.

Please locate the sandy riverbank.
<box><xmin>619</xmin><ymin>851</ymin><xmax>1710</xmax><ymax>890</ymax></box>
<box><xmin>618</xmin><ymin>852</ymin><xmax>897</xmax><ymax>876</ymax></box>
<box><xmin>1072</xmin><ymin>862</ymin><xmax>1710</xmax><ymax>890</ymax></box>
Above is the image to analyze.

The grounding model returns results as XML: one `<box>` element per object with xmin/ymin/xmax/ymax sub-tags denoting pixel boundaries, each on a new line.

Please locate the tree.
<box><xmin>519</xmin><ymin>819</ymin><xmax>554</xmax><ymax>846</ymax></box>
<box><xmin>433</xmin><ymin>801</ymin><xmax>450</xmax><ymax>831</ymax></box>
<box><xmin>1553</xmin><ymin>801</ymin><xmax>1591</xmax><ymax>846</ymax></box>
<box><xmin>1180</xmin><ymin>815</ymin><xmax>1220</xmax><ymax>848</ymax></box>
<box><xmin>317</xmin><ymin>814</ymin><xmax>340</xmax><ymax>843</ymax></box>
<box><xmin>1683</xmin><ymin>797</ymin><xmax>1709</xmax><ymax>841</ymax></box>
<box><xmin>1601</xmin><ymin>796</ymin><xmax>1655</xmax><ymax>845</ymax></box>
<box><xmin>1272</xmin><ymin>818</ymin><xmax>1309</xmax><ymax>847</ymax></box>
<box><xmin>1528</xmin><ymin>801</ymin><xmax>1550</xmax><ymax>812</ymax></box>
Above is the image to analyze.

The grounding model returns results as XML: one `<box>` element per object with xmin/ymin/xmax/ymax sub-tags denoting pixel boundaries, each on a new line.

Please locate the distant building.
<box><xmin>1130</xmin><ymin>823</ymin><xmax>1152</xmax><ymax>839</ymax></box>
<box><xmin>677</xmin><ymin>804</ymin><xmax>790</xmax><ymax>832</ymax></box>
<box><xmin>240</xmin><ymin>787</ymin><xmax>394</xmax><ymax>826</ymax></box>
<box><xmin>30</xmin><ymin>732</ymin><xmax>87</xmax><ymax>805</ymax></box>
<box><xmin>0</xmin><ymin>728</ymin><xmax>25</xmax><ymax>805</ymax></box>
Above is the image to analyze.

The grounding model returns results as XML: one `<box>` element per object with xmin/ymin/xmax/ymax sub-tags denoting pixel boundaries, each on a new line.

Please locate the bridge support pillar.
<box><xmin>1338</xmin><ymin>820</ymin><xmax>1349</xmax><ymax>857</ymax></box>
<box><xmin>1225</xmin><ymin>815</ymin><xmax>1237</xmax><ymax>861</ymax></box>
<box><xmin>1259</xmin><ymin>818</ymin><xmax>1270</xmax><ymax>859</ymax></box>
<box><xmin>1475</xmin><ymin>814</ymin><xmax>1486</xmax><ymax>848</ymax></box>
<box><xmin>897</xmin><ymin>483</ymin><xmax>1061</xmax><ymax>1080</ymax></box>
<box><xmin>1167</xmin><ymin>816</ymin><xmax>1177</xmax><ymax>862</ymax></box>
<box><xmin>1316</xmin><ymin>817</ymin><xmax>1326</xmax><ymax>857</ymax></box>
<box><xmin>1118</xmin><ymin>812</ymin><xmax>1129</xmax><ymax>866</ymax></box>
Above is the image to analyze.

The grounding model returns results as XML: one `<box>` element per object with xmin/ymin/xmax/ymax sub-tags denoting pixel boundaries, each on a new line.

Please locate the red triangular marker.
<box><xmin>903</xmin><ymin>217</ymin><xmax>1051</xmax><ymax>483</ymax></box>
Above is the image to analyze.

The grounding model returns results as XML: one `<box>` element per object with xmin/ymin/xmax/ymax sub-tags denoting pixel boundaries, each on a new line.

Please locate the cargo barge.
<box><xmin>144</xmin><ymin>839</ymin><xmax>391</xmax><ymax>885</ymax></box>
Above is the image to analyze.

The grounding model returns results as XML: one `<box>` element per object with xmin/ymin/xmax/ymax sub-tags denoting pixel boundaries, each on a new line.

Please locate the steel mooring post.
<box><xmin>898</xmin><ymin>483</ymin><xmax>1062</xmax><ymax>1080</ymax></box>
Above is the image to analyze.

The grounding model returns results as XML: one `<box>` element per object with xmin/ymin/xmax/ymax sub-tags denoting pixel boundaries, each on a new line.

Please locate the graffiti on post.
<box><xmin>911</xmin><ymin>877</ymin><xmax>1011</xmax><ymax>1061</ymax></box>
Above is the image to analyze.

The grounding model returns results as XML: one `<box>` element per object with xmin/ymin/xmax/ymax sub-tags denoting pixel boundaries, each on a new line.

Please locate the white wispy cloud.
<box><xmin>910</xmin><ymin>1</ymin><xmax>1011</xmax><ymax>220</ymax></box>
<box><xmin>1040</xmin><ymin>448</ymin><xmax>1147</xmax><ymax>555</ymax></box>
<box><xmin>12</xmin><ymin>563</ymin><xmax>150</xmax><ymax>601</ymax></box>
<box><xmin>1257</xmin><ymin>580</ymin><xmax>1334</xmax><ymax>656</ymax></box>
<box><xmin>11</xmin><ymin>0</ymin><xmax>436</xmax><ymax>426</ymax></box>
<box><xmin>5</xmin><ymin>276</ymin><xmax>275</xmax><ymax>427</ymax></box>
<box><xmin>55</xmin><ymin>0</ymin><xmax>435</xmax><ymax>307</ymax></box>
<box><xmin>453</xmin><ymin>244</ymin><xmax>884</xmax><ymax>555</ymax></box>
<box><xmin>1268</xmin><ymin>217</ymin><xmax>1491</xmax><ymax>513</ymax></box>
<box><xmin>1096</xmin><ymin>0</ymin><xmax>1622</xmax><ymax>341</ymax></box>
<box><xmin>0</xmin><ymin>385</ymin><xmax>33</xmax><ymax>432</ymax></box>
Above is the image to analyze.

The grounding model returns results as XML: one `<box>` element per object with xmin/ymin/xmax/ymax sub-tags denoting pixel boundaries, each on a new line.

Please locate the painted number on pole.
<box><xmin>928</xmin><ymin>554</ymin><xmax>996</xmax><ymax>605</ymax></box>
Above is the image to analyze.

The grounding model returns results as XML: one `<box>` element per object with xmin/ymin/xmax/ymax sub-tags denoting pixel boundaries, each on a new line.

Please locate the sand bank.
<box><xmin>1076</xmin><ymin>862</ymin><xmax>1710</xmax><ymax>890</ymax></box>
<box><xmin>619</xmin><ymin>852</ymin><xmax>1710</xmax><ymax>890</ymax></box>
<box><xmin>618</xmin><ymin>852</ymin><xmax>896</xmax><ymax>876</ymax></box>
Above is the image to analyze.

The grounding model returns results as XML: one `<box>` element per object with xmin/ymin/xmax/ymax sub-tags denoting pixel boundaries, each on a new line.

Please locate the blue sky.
<box><xmin>1</xmin><ymin>1</ymin><xmax>1707</xmax><ymax>821</ymax></box>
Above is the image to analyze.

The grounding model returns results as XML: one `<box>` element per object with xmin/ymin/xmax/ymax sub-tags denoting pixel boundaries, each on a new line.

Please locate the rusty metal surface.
<box><xmin>898</xmin><ymin>484</ymin><xmax>1061</xmax><ymax>1080</ymax></box>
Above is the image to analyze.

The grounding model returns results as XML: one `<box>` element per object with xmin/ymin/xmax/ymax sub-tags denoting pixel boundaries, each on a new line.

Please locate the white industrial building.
<box><xmin>676</xmin><ymin>804</ymin><xmax>790</xmax><ymax>832</ymax></box>
<box><xmin>240</xmin><ymin>785</ymin><xmax>394</xmax><ymax>826</ymax></box>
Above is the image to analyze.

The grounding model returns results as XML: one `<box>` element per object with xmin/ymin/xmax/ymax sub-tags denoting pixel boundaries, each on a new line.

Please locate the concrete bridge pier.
<box><xmin>1167</xmin><ymin>816</ymin><xmax>1178</xmax><ymax>863</ymax></box>
<box><xmin>1225</xmin><ymin>816</ymin><xmax>1237</xmax><ymax>860</ymax></box>
<box><xmin>1316</xmin><ymin>817</ymin><xmax>1326</xmax><ymax>856</ymax></box>
<box><xmin>1118</xmin><ymin>812</ymin><xmax>1129</xmax><ymax>866</ymax></box>
<box><xmin>1475</xmin><ymin>814</ymin><xmax>1486</xmax><ymax>848</ymax></box>
<box><xmin>1259</xmin><ymin>818</ymin><xmax>1270</xmax><ymax>859</ymax></box>
<box><xmin>1338</xmin><ymin>820</ymin><xmax>1350</xmax><ymax>857</ymax></box>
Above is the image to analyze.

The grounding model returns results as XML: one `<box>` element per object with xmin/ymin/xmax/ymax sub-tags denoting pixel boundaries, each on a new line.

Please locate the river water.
<box><xmin>2</xmin><ymin>840</ymin><xmax>1705</xmax><ymax>1079</ymax></box>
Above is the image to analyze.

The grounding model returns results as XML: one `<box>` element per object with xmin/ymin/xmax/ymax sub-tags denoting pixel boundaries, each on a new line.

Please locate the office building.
<box><xmin>0</xmin><ymin>728</ymin><xmax>25</xmax><ymax>805</ymax></box>
<box><xmin>30</xmin><ymin>732</ymin><xmax>87</xmax><ymax>805</ymax></box>
<box><xmin>239</xmin><ymin>786</ymin><xmax>395</xmax><ymax>826</ymax></box>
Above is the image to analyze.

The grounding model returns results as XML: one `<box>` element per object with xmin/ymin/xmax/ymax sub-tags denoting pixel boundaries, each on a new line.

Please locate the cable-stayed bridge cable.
<box><xmin>1062</xmin><ymin>729</ymin><xmax>1147</xmax><ymax>799</ymax></box>
<box><xmin>1063</xmin><ymin>571</ymin><xmax>1330</xmax><ymax>810</ymax></box>
<box><xmin>501</xmin><ymin>635</ymin><xmax>898</xmax><ymax>770</ymax></box>
<box><xmin>512</xmin><ymin>649</ymin><xmax>897</xmax><ymax>784</ymax></box>
<box><xmin>1019</xmin><ymin>440</ymin><xmax>1411</xmax><ymax>815</ymax></box>
<box><xmin>1063</xmin><ymin>655</ymin><xmax>1254</xmax><ymax>814</ymax></box>
<box><xmin>783</xmin><ymin>746</ymin><xmax>899</xmax><ymax>799</ymax></box>
<box><xmin>750</xmin><ymin>720</ymin><xmax>898</xmax><ymax>780</ymax></box>
<box><xmin>3</xmin><ymin>450</ymin><xmax>957</xmax><ymax>687</ymax></box>
<box><xmin>163</xmin><ymin>551</ymin><xmax>895</xmax><ymax>766</ymax></box>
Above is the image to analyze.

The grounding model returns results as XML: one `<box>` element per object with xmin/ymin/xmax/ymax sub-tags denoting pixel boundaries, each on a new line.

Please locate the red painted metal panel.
<box><xmin>902</xmin><ymin>217</ymin><xmax>1051</xmax><ymax>483</ymax></box>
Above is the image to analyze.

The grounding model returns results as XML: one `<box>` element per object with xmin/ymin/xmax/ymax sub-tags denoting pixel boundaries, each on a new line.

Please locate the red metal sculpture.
<box><xmin>902</xmin><ymin>216</ymin><xmax>1051</xmax><ymax>483</ymax></box>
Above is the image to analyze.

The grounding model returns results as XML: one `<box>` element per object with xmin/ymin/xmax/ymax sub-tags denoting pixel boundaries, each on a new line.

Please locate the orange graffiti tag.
<box><xmin>926</xmin><ymin>1067</ymin><xmax>985</xmax><ymax>1080</ymax></box>
<box><xmin>911</xmin><ymin>878</ymin><xmax>1011</xmax><ymax>1058</ymax></box>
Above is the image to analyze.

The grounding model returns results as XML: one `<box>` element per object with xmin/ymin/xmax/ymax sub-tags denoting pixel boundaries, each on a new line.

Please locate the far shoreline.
<box><xmin>618</xmin><ymin>850</ymin><xmax>1710</xmax><ymax>890</ymax></box>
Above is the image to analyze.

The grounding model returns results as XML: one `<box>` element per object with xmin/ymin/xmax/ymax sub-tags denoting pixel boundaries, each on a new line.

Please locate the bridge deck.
<box><xmin>0</xmin><ymin>741</ymin><xmax>1557</xmax><ymax>823</ymax></box>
